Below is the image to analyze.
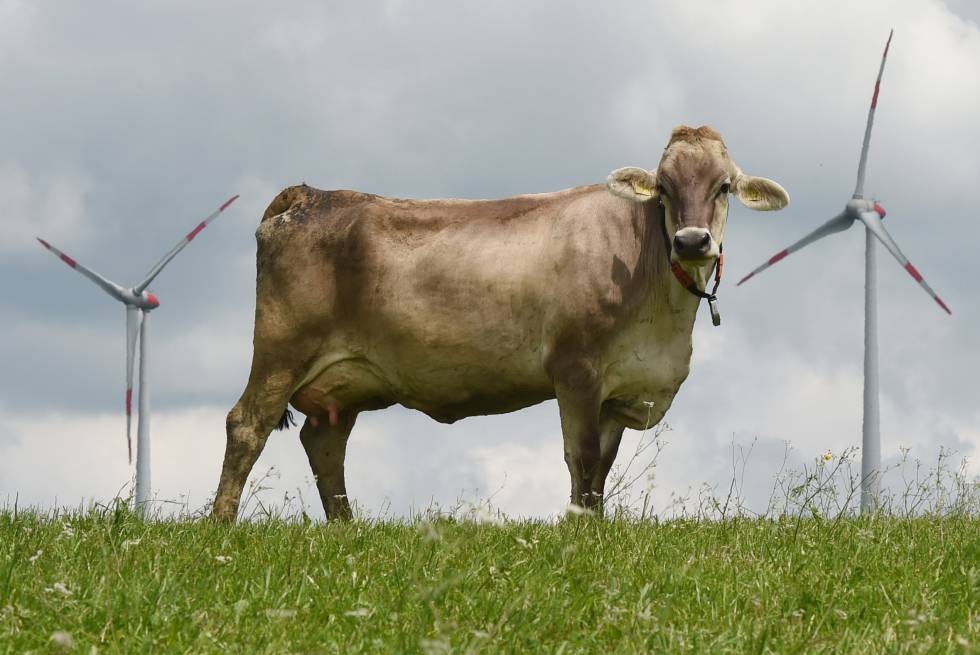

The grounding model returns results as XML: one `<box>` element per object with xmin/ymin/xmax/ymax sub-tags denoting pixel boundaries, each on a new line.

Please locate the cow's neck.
<box><xmin>641</xmin><ymin>202</ymin><xmax>707</xmax><ymax>329</ymax></box>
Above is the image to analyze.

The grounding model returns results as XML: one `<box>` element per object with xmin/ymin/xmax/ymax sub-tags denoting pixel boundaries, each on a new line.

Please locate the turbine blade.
<box><xmin>36</xmin><ymin>238</ymin><xmax>127</xmax><ymax>302</ymax></box>
<box><xmin>854</xmin><ymin>29</ymin><xmax>893</xmax><ymax>198</ymax></box>
<box><xmin>125</xmin><ymin>307</ymin><xmax>142</xmax><ymax>465</ymax></box>
<box><xmin>737</xmin><ymin>212</ymin><xmax>854</xmax><ymax>285</ymax></box>
<box><xmin>134</xmin><ymin>195</ymin><xmax>239</xmax><ymax>294</ymax></box>
<box><xmin>858</xmin><ymin>210</ymin><xmax>951</xmax><ymax>314</ymax></box>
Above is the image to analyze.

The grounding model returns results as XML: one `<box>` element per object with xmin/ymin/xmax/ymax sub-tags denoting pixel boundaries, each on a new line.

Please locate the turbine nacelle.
<box><xmin>845</xmin><ymin>198</ymin><xmax>886</xmax><ymax>220</ymax></box>
<box><xmin>124</xmin><ymin>289</ymin><xmax>161</xmax><ymax>310</ymax></box>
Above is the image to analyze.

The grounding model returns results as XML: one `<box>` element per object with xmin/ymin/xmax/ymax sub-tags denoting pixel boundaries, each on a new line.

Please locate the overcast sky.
<box><xmin>1</xmin><ymin>0</ymin><xmax>977</xmax><ymax>520</ymax></box>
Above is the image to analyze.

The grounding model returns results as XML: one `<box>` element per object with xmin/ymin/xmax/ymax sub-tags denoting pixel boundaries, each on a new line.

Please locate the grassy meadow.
<box><xmin>3</xmin><ymin>443</ymin><xmax>979</xmax><ymax>653</ymax></box>
<box><xmin>2</xmin><ymin>506</ymin><xmax>979</xmax><ymax>654</ymax></box>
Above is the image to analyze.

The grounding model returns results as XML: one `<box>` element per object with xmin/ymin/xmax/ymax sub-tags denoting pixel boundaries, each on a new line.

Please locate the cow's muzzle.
<box><xmin>672</xmin><ymin>227</ymin><xmax>715</xmax><ymax>261</ymax></box>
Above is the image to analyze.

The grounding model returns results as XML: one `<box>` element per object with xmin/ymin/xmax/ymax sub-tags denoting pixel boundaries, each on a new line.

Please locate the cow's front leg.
<box><xmin>553</xmin><ymin>366</ymin><xmax>604</xmax><ymax>512</ymax></box>
<box><xmin>299</xmin><ymin>410</ymin><xmax>356</xmax><ymax>521</ymax></box>
<box><xmin>590</xmin><ymin>418</ymin><xmax>626</xmax><ymax>510</ymax></box>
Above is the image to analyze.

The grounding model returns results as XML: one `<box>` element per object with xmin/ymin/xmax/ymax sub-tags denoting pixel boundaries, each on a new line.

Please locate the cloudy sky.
<box><xmin>2</xmin><ymin>0</ymin><xmax>977</xmax><ymax>520</ymax></box>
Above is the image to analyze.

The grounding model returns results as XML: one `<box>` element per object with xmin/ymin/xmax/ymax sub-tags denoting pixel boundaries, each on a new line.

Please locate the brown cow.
<box><xmin>212</xmin><ymin>125</ymin><xmax>788</xmax><ymax>521</ymax></box>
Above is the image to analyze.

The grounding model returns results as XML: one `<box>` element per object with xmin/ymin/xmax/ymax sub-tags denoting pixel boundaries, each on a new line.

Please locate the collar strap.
<box><xmin>669</xmin><ymin>248</ymin><xmax>723</xmax><ymax>301</ymax></box>
<box><xmin>661</xmin><ymin>214</ymin><xmax>724</xmax><ymax>326</ymax></box>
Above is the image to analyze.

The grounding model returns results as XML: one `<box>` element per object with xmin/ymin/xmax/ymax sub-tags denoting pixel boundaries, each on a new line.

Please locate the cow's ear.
<box><xmin>607</xmin><ymin>167</ymin><xmax>658</xmax><ymax>203</ymax></box>
<box><xmin>731</xmin><ymin>170</ymin><xmax>790</xmax><ymax>211</ymax></box>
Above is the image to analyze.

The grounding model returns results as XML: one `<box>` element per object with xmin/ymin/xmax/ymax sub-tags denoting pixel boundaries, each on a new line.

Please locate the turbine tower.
<box><xmin>37</xmin><ymin>195</ymin><xmax>239</xmax><ymax>511</ymax></box>
<box><xmin>737</xmin><ymin>31</ymin><xmax>951</xmax><ymax>513</ymax></box>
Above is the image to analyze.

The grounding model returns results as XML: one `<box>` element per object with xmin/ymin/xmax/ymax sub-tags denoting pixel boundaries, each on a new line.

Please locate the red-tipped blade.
<box><xmin>134</xmin><ymin>194</ymin><xmax>240</xmax><ymax>294</ymax></box>
<box><xmin>858</xmin><ymin>210</ymin><xmax>951</xmax><ymax>315</ymax></box>
<box><xmin>125</xmin><ymin>388</ymin><xmax>133</xmax><ymax>464</ymax></box>
<box><xmin>854</xmin><ymin>30</ymin><xmax>893</xmax><ymax>198</ymax></box>
<box><xmin>36</xmin><ymin>238</ymin><xmax>127</xmax><ymax>302</ymax></box>
<box><xmin>737</xmin><ymin>212</ymin><xmax>854</xmax><ymax>285</ymax></box>
<box><xmin>125</xmin><ymin>307</ymin><xmax>142</xmax><ymax>464</ymax></box>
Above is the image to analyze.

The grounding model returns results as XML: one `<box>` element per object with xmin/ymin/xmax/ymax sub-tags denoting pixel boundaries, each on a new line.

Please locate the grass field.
<box><xmin>2</xmin><ymin>505</ymin><xmax>978</xmax><ymax>654</ymax></box>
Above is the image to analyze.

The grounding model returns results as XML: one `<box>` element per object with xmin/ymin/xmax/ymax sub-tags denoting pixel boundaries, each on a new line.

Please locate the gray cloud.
<box><xmin>1</xmin><ymin>0</ymin><xmax>977</xmax><ymax>517</ymax></box>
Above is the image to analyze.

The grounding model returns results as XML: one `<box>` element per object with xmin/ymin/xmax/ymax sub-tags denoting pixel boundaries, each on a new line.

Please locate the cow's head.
<box><xmin>607</xmin><ymin>125</ymin><xmax>789</xmax><ymax>266</ymax></box>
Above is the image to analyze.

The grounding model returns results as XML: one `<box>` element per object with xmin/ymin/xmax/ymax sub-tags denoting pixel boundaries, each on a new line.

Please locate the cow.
<box><xmin>212</xmin><ymin>125</ymin><xmax>789</xmax><ymax>521</ymax></box>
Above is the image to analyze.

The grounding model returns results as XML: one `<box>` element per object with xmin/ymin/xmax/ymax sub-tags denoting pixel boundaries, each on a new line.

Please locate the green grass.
<box><xmin>2</xmin><ymin>507</ymin><xmax>978</xmax><ymax>653</ymax></box>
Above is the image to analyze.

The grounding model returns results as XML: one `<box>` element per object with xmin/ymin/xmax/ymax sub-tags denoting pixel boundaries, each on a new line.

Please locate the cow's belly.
<box><xmin>386</xmin><ymin>345</ymin><xmax>554</xmax><ymax>422</ymax></box>
<box><xmin>289</xmin><ymin>332</ymin><xmax>554</xmax><ymax>424</ymax></box>
<box><xmin>600</xmin><ymin>330</ymin><xmax>693</xmax><ymax>431</ymax></box>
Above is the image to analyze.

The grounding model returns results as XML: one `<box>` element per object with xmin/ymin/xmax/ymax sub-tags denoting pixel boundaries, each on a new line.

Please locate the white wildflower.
<box><xmin>421</xmin><ymin>636</ymin><xmax>452</xmax><ymax>655</ymax></box>
<box><xmin>566</xmin><ymin>503</ymin><xmax>595</xmax><ymax>517</ymax></box>
<box><xmin>470</xmin><ymin>506</ymin><xmax>504</xmax><ymax>526</ymax></box>
<box><xmin>45</xmin><ymin>582</ymin><xmax>72</xmax><ymax>596</ymax></box>
<box><xmin>28</xmin><ymin>549</ymin><xmax>42</xmax><ymax>563</ymax></box>
<box><xmin>903</xmin><ymin>611</ymin><xmax>926</xmax><ymax>626</ymax></box>
<box><xmin>50</xmin><ymin>630</ymin><xmax>74</xmax><ymax>650</ymax></box>
<box><xmin>265</xmin><ymin>608</ymin><xmax>297</xmax><ymax>619</ymax></box>
<box><xmin>344</xmin><ymin>607</ymin><xmax>371</xmax><ymax>618</ymax></box>
<box><xmin>214</xmin><ymin>555</ymin><xmax>232</xmax><ymax>564</ymax></box>
<box><xmin>122</xmin><ymin>539</ymin><xmax>141</xmax><ymax>549</ymax></box>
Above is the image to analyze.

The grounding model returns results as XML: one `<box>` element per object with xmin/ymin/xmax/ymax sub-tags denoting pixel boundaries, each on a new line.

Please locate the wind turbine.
<box><xmin>737</xmin><ymin>31</ymin><xmax>951</xmax><ymax>513</ymax></box>
<box><xmin>37</xmin><ymin>195</ymin><xmax>239</xmax><ymax>511</ymax></box>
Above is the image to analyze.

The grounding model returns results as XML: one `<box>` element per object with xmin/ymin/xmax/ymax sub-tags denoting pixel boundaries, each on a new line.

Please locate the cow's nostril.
<box><xmin>673</xmin><ymin>229</ymin><xmax>712</xmax><ymax>258</ymax></box>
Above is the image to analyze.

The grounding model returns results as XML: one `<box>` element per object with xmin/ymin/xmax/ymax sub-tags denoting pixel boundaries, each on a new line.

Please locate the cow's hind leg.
<box><xmin>213</xmin><ymin>364</ymin><xmax>298</xmax><ymax>521</ymax></box>
<box><xmin>300</xmin><ymin>410</ymin><xmax>356</xmax><ymax>521</ymax></box>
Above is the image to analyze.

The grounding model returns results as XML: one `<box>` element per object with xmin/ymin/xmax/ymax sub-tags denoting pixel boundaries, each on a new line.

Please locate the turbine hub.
<box><xmin>846</xmin><ymin>198</ymin><xmax>877</xmax><ymax>217</ymax></box>
<box><xmin>146</xmin><ymin>293</ymin><xmax>160</xmax><ymax>308</ymax></box>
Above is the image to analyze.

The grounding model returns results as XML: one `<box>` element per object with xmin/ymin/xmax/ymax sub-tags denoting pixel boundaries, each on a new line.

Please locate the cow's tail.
<box><xmin>275</xmin><ymin>408</ymin><xmax>297</xmax><ymax>431</ymax></box>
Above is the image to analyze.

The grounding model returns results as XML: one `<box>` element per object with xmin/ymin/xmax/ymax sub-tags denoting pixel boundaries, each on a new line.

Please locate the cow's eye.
<box><xmin>719</xmin><ymin>182</ymin><xmax>731</xmax><ymax>196</ymax></box>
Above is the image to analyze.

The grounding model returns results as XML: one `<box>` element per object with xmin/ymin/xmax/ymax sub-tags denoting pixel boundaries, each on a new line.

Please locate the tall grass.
<box><xmin>2</xmin><ymin>439</ymin><xmax>978</xmax><ymax>653</ymax></box>
<box><xmin>602</xmin><ymin>422</ymin><xmax>979</xmax><ymax>522</ymax></box>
